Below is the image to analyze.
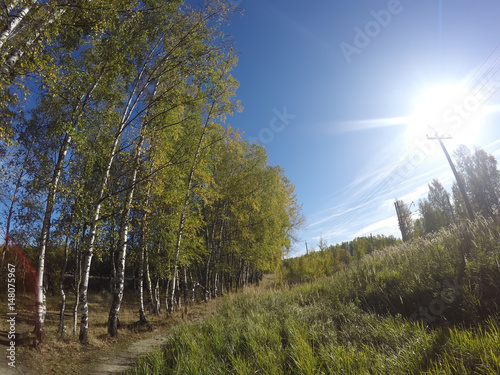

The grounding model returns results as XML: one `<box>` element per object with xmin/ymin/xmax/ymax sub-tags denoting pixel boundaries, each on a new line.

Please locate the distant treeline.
<box><xmin>282</xmin><ymin>234</ymin><xmax>401</xmax><ymax>283</ymax></box>
<box><xmin>283</xmin><ymin>144</ymin><xmax>500</xmax><ymax>284</ymax></box>
<box><xmin>134</xmin><ymin>214</ymin><xmax>500</xmax><ymax>374</ymax></box>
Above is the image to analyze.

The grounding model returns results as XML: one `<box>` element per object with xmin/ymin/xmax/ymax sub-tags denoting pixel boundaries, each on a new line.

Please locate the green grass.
<box><xmin>130</xmin><ymin>217</ymin><xmax>500</xmax><ymax>374</ymax></box>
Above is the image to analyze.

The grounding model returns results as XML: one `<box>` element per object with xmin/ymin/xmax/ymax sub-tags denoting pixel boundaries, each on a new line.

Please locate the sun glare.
<box><xmin>407</xmin><ymin>84</ymin><xmax>467</xmax><ymax>140</ymax></box>
<box><xmin>407</xmin><ymin>79</ymin><xmax>493</xmax><ymax>149</ymax></box>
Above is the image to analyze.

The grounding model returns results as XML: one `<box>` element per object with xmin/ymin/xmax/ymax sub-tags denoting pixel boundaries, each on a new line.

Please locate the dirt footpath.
<box><xmin>2</xmin><ymin>276</ymin><xmax>277</xmax><ymax>374</ymax></box>
<box><xmin>1</xmin><ymin>296</ymin><xmax>225</xmax><ymax>375</ymax></box>
<box><xmin>87</xmin><ymin>330</ymin><xmax>172</xmax><ymax>374</ymax></box>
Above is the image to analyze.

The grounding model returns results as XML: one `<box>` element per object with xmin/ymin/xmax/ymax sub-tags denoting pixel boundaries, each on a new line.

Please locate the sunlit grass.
<box><xmin>131</xmin><ymin>216</ymin><xmax>500</xmax><ymax>374</ymax></box>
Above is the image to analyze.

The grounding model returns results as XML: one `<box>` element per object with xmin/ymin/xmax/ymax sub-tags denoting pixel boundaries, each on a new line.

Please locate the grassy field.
<box><xmin>131</xmin><ymin>217</ymin><xmax>500</xmax><ymax>374</ymax></box>
<box><xmin>0</xmin><ymin>288</ymin><xmax>226</xmax><ymax>374</ymax></box>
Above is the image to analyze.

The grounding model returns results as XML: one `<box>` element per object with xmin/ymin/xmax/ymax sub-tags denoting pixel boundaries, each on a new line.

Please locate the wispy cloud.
<box><xmin>311</xmin><ymin>227</ymin><xmax>350</xmax><ymax>242</ymax></box>
<box><xmin>353</xmin><ymin>216</ymin><xmax>399</xmax><ymax>238</ymax></box>
<box><xmin>303</xmin><ymin>154</ymin><xmax>458</xmax><ymax>248</ymax></box>
<box><xmin>308</xmin><ymin>202</ymin><xmax>370</xmax><ymax>228</ymax></box>
<box><xmin>298</xmin><ymin>128</ymin><xmax>500</xmax><ymax>253</ymax></box>
<box><xmin>332</xmin><ymin>116</ymin><xmax>411</xmax><ymax>133</ymax></box>
<box><xmin>485</xmin><ymin>138</ymin><xmax>500</xmax><ymax>156</ymax></box>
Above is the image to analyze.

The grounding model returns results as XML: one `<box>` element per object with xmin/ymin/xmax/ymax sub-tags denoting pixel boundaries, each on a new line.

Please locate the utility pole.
<box><xmin>427</xmin><ymin>133</ymin><xmax>475</xmax><ymax>222</ymax></box>
<box><xmin>394</xmin><ymin>200</ymin><xmax>408</xmax><ymax>243</ymax></box>
<box><xmin>305</xmin><ymin>241</ymin><xmax>308</xmax><ymax>255</ymax></box>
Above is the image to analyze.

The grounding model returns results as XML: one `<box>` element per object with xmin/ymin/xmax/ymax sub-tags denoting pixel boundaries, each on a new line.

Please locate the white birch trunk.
<box><xmin>168</xmin><ymin>103</ymin><xmax>215</xmax><ymax>313</ymax></box>
<box><xmin>144</xmin><ymin>246</ymin><xmax>154</xmax><ymax>313</ymax></box>
<box><xmin>35</xmin><ymin>131</ymin><xmax>72</xmax><ymax>344</ymax></box>
<box><xmin>1</xmin><ymin>7</ymin><xmax>64</xmax><ymax>76</ymax></box>
<box><xmin>79</xmin><ymin>49</ymin><xmax>157</xmax><ymax>342</ymax></box>
<box><xmin>138</xmin><ymin>245</ymin><xmax>147</xmax><ymax>323</ymax></box>
<box><xmin>108</xmin><ymin>132</ymin><xmax>145</xmax><ymax>337</ymax></box>
<box><xmin>73</xmin><ymin>228</ymin><xmax>83</xmax><ymax>336</ymax></box>
<box><xmin>36</xmin><ymin>73</ymin><xmax>102</xmax><ymax>344</ymax></box>
<box><xmin>0</xmin><ymin>0</ymin><xmax>35</xmax><ymax>50</ymax></box>
<box><xmin>138</xmin><ymin>183</ymin><xmax>151</xmax><ymax>322</ymax></box>
<box><xmin>58</xmin><ymin>232</ymin><xmax>70</xmax><ymax>336</ymax></box>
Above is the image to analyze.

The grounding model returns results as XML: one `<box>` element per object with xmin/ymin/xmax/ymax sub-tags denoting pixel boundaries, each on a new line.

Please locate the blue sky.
<box><xmin>225</xmin><ymin>0</ymin><xmax>500</xmax><ymax>255</ymax></box>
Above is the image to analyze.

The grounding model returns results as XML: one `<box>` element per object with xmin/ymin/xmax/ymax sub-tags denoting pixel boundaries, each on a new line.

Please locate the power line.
<box><xmin>323</xmin><ymin>44</ymin><xmax>500</xmax><ymax>241</ymax></box>
<box><xmin>427</xmin><ymin>133</ymin><xmax>475</xmax><ymax>221</ymax></box>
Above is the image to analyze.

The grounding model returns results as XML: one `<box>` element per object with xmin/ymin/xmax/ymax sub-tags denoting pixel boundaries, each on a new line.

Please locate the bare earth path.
<box><xmin>90</xmin><ymin>332</ymin><xmax>173</xmax><ymax>374</ymax></box>
<box><xmin>81</xmin><ymin>278</ymin><xmax>275</xmax><ymax>375</ymax></box>
<box><xmin>83</xmin><ymin>300</ymin><xmax>225</xmax><ymax>375</ymax></box>
<box><xmin>1</xmin><ymin>276</ymin><xmax>276</xmax><ymax>375</ymax></box>
<box><xmin>1</xmin><ymin>293</ymin><xmax>227</xmax><ymax>375</ymax></box>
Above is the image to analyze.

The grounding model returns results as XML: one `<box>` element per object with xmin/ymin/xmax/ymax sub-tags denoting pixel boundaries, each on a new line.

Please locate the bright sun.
<box><xmin>407</xmin><ymin>80</ymin><xmax>490</xmax><ymax>148</ymax></box>
<box><xmin>407</xmin><ymin>83</ymin><xmax>467</xmax><ymax>140</ymax></box>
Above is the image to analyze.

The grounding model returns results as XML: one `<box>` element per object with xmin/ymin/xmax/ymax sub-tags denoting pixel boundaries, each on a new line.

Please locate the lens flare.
<box><xmin>407</xmin><ymin>84</ymin><xmax>466</xmax><ymax>140</ymax></box>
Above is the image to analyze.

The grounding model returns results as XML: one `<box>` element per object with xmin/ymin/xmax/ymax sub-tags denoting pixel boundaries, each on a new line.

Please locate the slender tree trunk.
<box><xmin>108</xmin><ymin>132</ymin><xmax>145</xmax><ymax>337</ymax></box>
<box><xmin>151</xmin><ymin>242</ymin><xmax>161</xmax><ymax>315</ymax></box>
<box><xmin>204</xmin><ymin>253</ymin><xmax>211</xmax><ymax>303</ymax></box>
<box><xmin>73</xmin><ymin>226</ymin><xmax>84</xmax><ymax>336</ymax></box>
<box><xmin>1</xmin><ymin>1</ymin><xmax>22</xmax><ymax>20</ymax></box>
<box><xmin>145</xmin><ymin>247</ymin><xmax>154</xmax><ymax>313</ymax></box>
<box><xmin>154</xmin><ymin>278</ymin><xmax>160</xmax><ymax>314</ymax></box>
<box><xmin>175</xmin><ymin>276</ymin><xmax>181</xmax><ymax>309</ymax></box>
<box><xmin>138</xmin><ymin>187</ymin><xmax>151</xmax><ymax>322</ymax></box>
<box><xmin>213</xmin><ymin>271</ymin><xmax>218</xmax><ymax>298</ymax></box>
<box><xmin>244</xmin><ymin>264</ymin><xmax>248</xmax><ymax>287</ymax></box>
<box><xmin>137</xmin><ymin>153</ymin><xmax>153</xmax><ymax>323</ymax></box>
<box><xmin>168</xmin><ymin>105</ymin><xmax>215</xmax><ymax>312</ymax></box>
<box><xmin>36</xmin><ymin>131</ymin><xmax>72</xmax><ymax>344</ymax></box>
<box><xmin>165</xmin><ymin>277</ymin><xmax>172</xmax><ymax>312</ymax></box>
<box><xmin>182</xmin><ymin>266</ymin><xmax>188</xmax><ymax>307</ymax></box>
<box><xmin>78</xmin><ymin>248</ymin><xmax>92</xmax><ymax>343</ymax></box>
<box><xmin>138</xmin><ymin>244</ymin><xmax>147</xmax><ymax>323</ymax></box>
<box><xmin>168</xmin><ymin>233</ymin><xmax>181</xmax><ymax>313</ymax></box>
<box><xmin>109</xmin><ymin>241</ymin><xmax>116</xmax><ymax>293</ymax></box>
<box><xmin>0</xmin><ymin>0</ymin><xmax>35</xmax><ymax>50</ymax></box>
<box><xmin>80</xmin><ymin>53</ymin><xmax>155</xmax><ymax>343</ymax></box>
<box><xmin>1</xmin><ymin>7</ymin><xmax>64</xmax><ymax>76</ymax></box>
<box><xmin>58</xmin><ymin>232</ymin><xmax>70</xmax><ymax>336</ymax></box>
<box><xmin>34</xmin><ymin>71</ymin><xmax>101</xmax><ymax>344</ymax></box>
<box><xmin>73</xmin><ymin>264</ymin><xmax>81</xmax><ymax>335</ymax></box>
<box><xmin>80</xmin><ymin>115</ymin><xmax>135</xmax><ymax>342</ymax></box>
<box><xmin>190</xmin><ymin>270</ymin><xmax>196</xmax><ymax>302</ymax></box>
<box><xmin>203</xmin><ymin>216</ymin><xmax>216</xmax><ymax>302</ymax></box>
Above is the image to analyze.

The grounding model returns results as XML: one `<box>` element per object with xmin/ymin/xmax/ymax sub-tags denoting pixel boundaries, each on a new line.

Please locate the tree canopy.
<box><xmin>0</xmin><ymin>0</ymin><xmax>302</xmax><ymax>344</ymax></box>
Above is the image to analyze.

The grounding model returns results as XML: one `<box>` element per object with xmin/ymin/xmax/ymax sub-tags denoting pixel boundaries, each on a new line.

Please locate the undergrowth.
<box><xmin>131</xmin><ymin>217</ymin><xmax>500</xmax><ymax>374</ymax></box>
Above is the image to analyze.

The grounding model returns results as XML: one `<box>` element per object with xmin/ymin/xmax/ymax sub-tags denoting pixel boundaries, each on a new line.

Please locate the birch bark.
<box><xmin>35</xmin><ymin>74</ymin><xmax>102</xmax><ymax>344</ymax></box>
<box><xmin>108</xmin><ymin>130</ymin><xmax>146</xmax><ymax>337</ymax></box>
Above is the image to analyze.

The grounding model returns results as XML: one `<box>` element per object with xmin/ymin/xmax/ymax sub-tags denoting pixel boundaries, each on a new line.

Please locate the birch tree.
<box><xmin>79</xmin><ymin>0</ymin><xmax>237</xmax><ymax>342</ymax></box>
<box><xmin>0</xmin><ymin>0</ymin><xmax>134</xmax><ymax>146</ymax></box>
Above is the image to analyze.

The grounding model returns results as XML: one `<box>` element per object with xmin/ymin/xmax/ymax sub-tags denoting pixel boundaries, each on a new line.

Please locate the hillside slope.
<box><xmin>132</xmin><ymin>217</ymin><xmax>500</xmax><ymax>374</ymax></box>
